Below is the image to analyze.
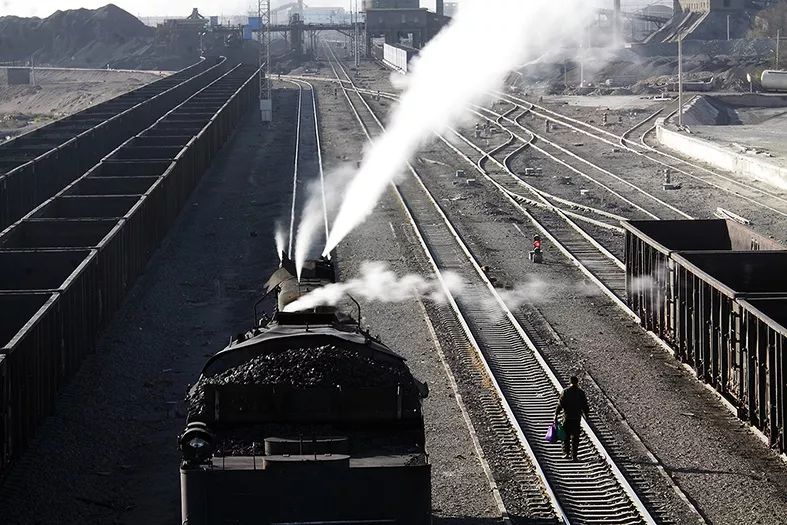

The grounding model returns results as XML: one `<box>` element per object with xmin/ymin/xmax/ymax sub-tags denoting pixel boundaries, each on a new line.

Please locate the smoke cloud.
<box><xmin>294</xmin><ymin>165</ymin><xmax>355</xmax><ymax>279</ymax></box>
<box><xmin>321</xmin><ymin>0</ymin><xmax>595</xmax><ymax>255</ymax></box>
<box><xmin>283</xmin><ymin>261</ymin><xmax>464</xmax><ymax>312</ymax></box>
<box><xmin>629</xmin><ymin>264</ymin><xmax>668</xmax><ymax>308</ymax></box>
<box><xmin>284</xmin><ymin>260</ymin><xmax>602</xmax><ymax>318</ymax></box>
<box><xmin>274</xmin><ymin>221</ymin><xmax>287</xmax><ymax>261</ymax></box>
<box><xmin>494</xmin><ymin>279</ymin><xmax>600</xmax><ymax>310</ymax></box>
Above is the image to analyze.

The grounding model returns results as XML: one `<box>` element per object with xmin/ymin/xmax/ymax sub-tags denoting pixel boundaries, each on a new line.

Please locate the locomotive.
<box><xmin>179</xmin><ymin>256</ymin><xmax>431</xmax><ymax>525</ymax></box>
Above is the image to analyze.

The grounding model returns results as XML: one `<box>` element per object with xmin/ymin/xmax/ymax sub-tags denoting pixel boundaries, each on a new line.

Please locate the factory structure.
<box><xmin>647</xmin><ymin>0</ymin><xmax>764</xmax><ymax>41</ymax></box>
<box><xmin>132</xmin><ymin>0</ymin><xmax>783</xmax><ymax>65</ymax></box>
<box><xmin>363</xmin><ymin>0</ymin><xmax>450</xmax><ymax>52</ymax></box>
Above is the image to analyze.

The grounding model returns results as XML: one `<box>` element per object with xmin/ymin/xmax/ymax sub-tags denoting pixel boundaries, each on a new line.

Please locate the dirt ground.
<box><xmin>0</xmin><ymin>68</ymin><xmax>168</xmax><ymax>140</ymax></box>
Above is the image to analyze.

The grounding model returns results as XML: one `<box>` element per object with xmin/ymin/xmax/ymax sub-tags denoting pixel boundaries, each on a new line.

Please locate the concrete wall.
<box><xmin>657</xmin><ymin>121</ymin><xmax>787</xmax><ymax>191</ymax></box>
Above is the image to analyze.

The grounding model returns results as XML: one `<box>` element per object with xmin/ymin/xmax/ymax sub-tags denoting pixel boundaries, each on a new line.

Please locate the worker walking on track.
<box><xmin>554</xmin><ymin>376</ymin><xmax>590</xmax><ymax>461</ymax></box>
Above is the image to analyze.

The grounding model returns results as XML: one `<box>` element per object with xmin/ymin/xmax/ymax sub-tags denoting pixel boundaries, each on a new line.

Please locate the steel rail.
<box><xmin>349</xmin><ymin>52</ymin><xmax>708</xmax><ymax>525</ymax></box>
<box><xmin>437</xmin><ymin>115</ymin><xmax>629</xmax><ymax>301</ymax></box>
<box><xmin>485</xmin><ymin>132</ymin><xmax>625</xmax><ymax>270</ymax></box>
<box><xmin>321</xmin><ymin>41</ymin><xmax>532</xmax><ymax>525</ymax></box>
<box><xmin>501</xmin><ymin>92</ymin><xmax>787</xmax><ymax>219</ymax></box>
<box><xmin>303</xmin><ymin>78</ymin><xmax>332</xmax><ymax>243</ymax></box>
<box><xmin>366</xmin><ymin>65</ymin><xmax>709</xmax><ymax>525</ymax></box>
<box><xmin>327</xmin><ymin>43</ymin><xmax>658</xmax><ymax>525</ymax></box>
<box><xmin>435</xmin><ymin>110</ymin><xmax>626</xmax><ymax>276</ymax></box>
<box><xmin>472</xmin><ymin>105</ymin><xmax>665</xmax><ymax>220</ymax></box>
<box><xmin>282</xmin><ymin>79</ymin><xmax>673</xmax><ymax>223</ymax></box>
<box><xmin>330</xmin><ymin>63</ymin><xmax>715</xmax><ymax>524</ymax></box>
<box><xmin>283</xmin><ymin>79</ymin><xmax>304</xmax><ymax>257</ymax></box>
<box><xmin>286</xmin><ymin>78</ymin><xmax>331</xmax><ymax>248</ymax></box>
<box><xmin>303</xmin><ymin>73</ymin><xmax>628</xmax><ymax>296</ymax></box>
<box><xmin>353</xmin><ymin>87</ymin><xmax>631</xmax><ymax>227</ymax></box>
<box><xmin>474</xmin><ymin>105</ymin><xmax>666</xmax><ymax>220</ymax></box>
<box><xmin>474</xmin><ymin>107</ymin><xmax>626</xmax><ymax>233</ymax></box>
<box><xmin>503</xmin><ymin>106</ymin><xmax>694</xmax><ymax>220</ymax></box>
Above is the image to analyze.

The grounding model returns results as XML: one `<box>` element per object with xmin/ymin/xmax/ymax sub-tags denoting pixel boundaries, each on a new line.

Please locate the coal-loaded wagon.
<box><xmin>179</xmin><ymin>256</ymin><xmax>431</xmax><ymax>525</ymax></box>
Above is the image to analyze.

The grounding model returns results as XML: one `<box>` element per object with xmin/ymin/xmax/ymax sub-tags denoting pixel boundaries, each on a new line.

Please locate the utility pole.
<box><xmin>350</xmin><ymin>1</ymin><xmax>355</xmax><ymax>63</ymax></box>
<box><xmin>613</xmin><ymin>0</ymin><xmax>621</xmax><ymax>44</ymax></box>
<box><xmin>777</xmin><ymin>29</ymin><xmax>781</xmax><ymax>69</ymax></box>
<box><xmin>354</xmin><ymin>0</ymin><xmax>361</xmax><ymax>68</ymax></box>
<box><xmin>726</xmin><ymin>15</ymin><xmax>730</xmax><ymax>41</ymax></box>
<box><xmin>678</xmin><ymin>31</ymin><xmax>683</xmax><ymax>128</ymax></box>
<box><xmin>258</xmin><ymin>0</ymin><xmax>272</xmax><ymax>122</ymax></box>
<box><xmin>579</xmin><ymin>30</ymin><xmax>585</xmax><ymax>87</ymax></box>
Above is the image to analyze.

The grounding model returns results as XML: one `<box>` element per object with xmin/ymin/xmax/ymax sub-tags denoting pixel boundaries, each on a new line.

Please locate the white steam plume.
<box><xmin>294</xmin><ymin>165</ymin><xmax>355</xmax><ymax>279</ymax></box>
<box><xmin>274</xmin><ymin>221</ymin><xmax>287</xmax><ymax>261</ymax></box>
<box><xmin>283</xmin><ymin>261</ymin><xmax>464</xmax><ymax>312</ymax></box>
<box><xmin>476</xmin><ymin>278</ymin><xmax>601</xmax><ymax>322</ymax></box>
<box><xmin>322</xmin><ymin>0</ymin><xmax>595</xmax><ymax>255</ymax></box>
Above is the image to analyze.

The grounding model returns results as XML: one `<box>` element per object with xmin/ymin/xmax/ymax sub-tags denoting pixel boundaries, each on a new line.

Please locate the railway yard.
<box><xmin>2</xmin><ymin>3</ymin><xmax>787</xmax><ymax>525</ymax></box>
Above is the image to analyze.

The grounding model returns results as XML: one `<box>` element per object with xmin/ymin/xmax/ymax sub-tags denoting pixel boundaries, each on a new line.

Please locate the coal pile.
<box><xmin>0</xmin><ymin>5</ymin><xmax>199</xmax><ymax>70</ymax></box>
<box><xmin>187</xmin><ymin>344</ymin><xmax>416</xmax><ymax>417</ymax></box>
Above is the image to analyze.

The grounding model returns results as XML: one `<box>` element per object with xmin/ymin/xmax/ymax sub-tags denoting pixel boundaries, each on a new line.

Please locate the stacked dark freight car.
<box><xmin>624</xmin><ymin>219</ymin><xmax>787</xmax><ymax>454</ymax></box>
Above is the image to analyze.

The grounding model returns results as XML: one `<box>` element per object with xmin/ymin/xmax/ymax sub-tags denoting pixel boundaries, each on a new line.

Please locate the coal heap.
<box><xmin>0</xmin><ymin>4</ymin><xmax>200</xmax><ymax>70</ymax></box>
<box><xmin>188</xmin><ymin>344</ymin><xmax>416</xmax><ymax>418</ymax></box>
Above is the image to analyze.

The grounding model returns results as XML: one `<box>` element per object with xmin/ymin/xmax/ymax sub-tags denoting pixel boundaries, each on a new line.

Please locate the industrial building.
<box><xmin>272</xmin><ymin>6</ymin><xmax>350</xmax><ymax>25</ymax></box>
<box><xmin>363</xmin><ymin>0</ymin><xmax>449</xmax><ymax>51</ymax></box>
<box><xmin>365</xmin><ymin>8</ymin><xmax>449</xmax><ymax>50</ymax></box>
<box><xmin>362</xmin><ymin>0</ymin><xmax>420</xmax><ymax>10</ymax></box>
<box><xmin>647</xmin><ymin>0</ymin><xmax>750</xmax><ymax>41</ymax></box>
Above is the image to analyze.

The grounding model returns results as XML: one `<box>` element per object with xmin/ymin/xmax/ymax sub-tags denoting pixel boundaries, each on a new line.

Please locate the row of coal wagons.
<box><xmin>623</xmin><ymin>219</ymin><xmax>787</xmax><ymax>454</ymax></box>
<box><xmin>0</xmin><ymin>65</ymin><xmax>259</xmax><ymax>477</ymax></box>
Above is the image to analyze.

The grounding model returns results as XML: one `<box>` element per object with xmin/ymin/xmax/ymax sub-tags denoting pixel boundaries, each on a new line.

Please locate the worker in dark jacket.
<box><xmin>554</xmin><ymin>376</ymin><xmax>590</xmax><ymax>461</ymax></box>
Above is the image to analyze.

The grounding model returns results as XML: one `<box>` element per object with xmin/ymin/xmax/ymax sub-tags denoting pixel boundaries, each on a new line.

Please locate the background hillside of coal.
<box><xmin>0</xmin><ymin>4</ymin><xmax>201</xmax><ymax>71</ymax></box>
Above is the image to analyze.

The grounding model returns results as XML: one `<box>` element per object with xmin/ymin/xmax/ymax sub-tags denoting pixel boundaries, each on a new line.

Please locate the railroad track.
<box><xmin>384</xmin><ymin>72</ymin><xmax>712</xmax><ymax>524</ymax></box>
<box><xmin>463</xmin><ymin>108</ymin><xmax>628</xmax><ymax>297</ymax></box>
<box><xmin>323</xmin><ymin>44</ymin><xmax>661</xmax><ymax>525</ymax></box>
<box><xmin>0</xmin><ymin>57</ymin><xmax>228</xmax><ymax>230</ymax></box>
<box><xmin>308</xmin><ymin>80</ymin><xmax>632</xmax><ymax>306</ymax></box>
<box><xmin>281</xmin><ymin>76</ymin><xmax>329</xmax><ymax>262</ymax></box>
<box><xmin>492</xmin><ymin>104</ymin><xmax>692</xmax><ymax>221</ymax></box>
<box><xmin>500</xmin><ymin>92</ymin><xmax>787</xmax><ymax>221</ymax></box>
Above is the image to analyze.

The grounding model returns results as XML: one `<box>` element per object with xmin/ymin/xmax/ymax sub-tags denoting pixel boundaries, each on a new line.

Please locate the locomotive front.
<box><xmin>179</xmin><ymin>257</ymin><xmax>431</xmax><ymax>525</ymax></box>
